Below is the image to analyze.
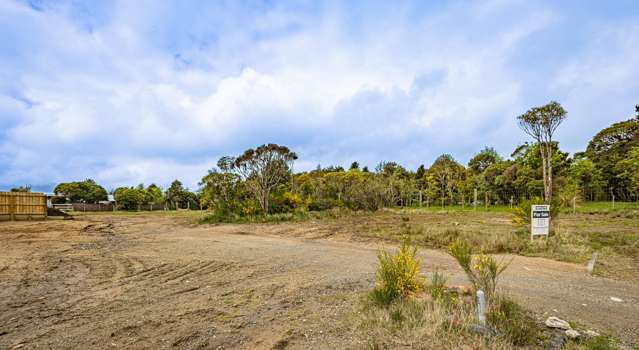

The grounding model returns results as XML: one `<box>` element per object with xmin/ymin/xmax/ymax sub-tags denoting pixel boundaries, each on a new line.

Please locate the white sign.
<box><xmin>531</xmin><ymin>204</ymin><xmax>550</xmax><ymax>236</ymax></box>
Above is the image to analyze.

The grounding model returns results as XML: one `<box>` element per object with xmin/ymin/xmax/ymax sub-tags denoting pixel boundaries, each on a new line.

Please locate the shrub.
<box><xmin>487</xmin><ymin>296</ymin><xmax>541</xmax><ymax>346</ymax></box>
<box><xmin>370</xmin><ymin>238</ymin><xmax>425</xmax><ymax>305</ymax></box>
<box><xmin>448</xmin><ymin>238</ymin><xmax>510</xmax><ymax>301</ymax></box>
<box><xmin>512</xmin><ymin>196</ymin><xmax>560</xmax><ymax>226</ymax></box>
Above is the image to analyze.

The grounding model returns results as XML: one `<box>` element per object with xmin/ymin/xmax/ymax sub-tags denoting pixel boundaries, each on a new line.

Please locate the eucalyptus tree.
<box><xmin>517</xmin><ymin>101</ymin><xmax>567</xmax><ymax>203</ymax></box>
<box><xmin>228</xmin><ymin>144</ymin><xmax>298</xmax><ymax>214</ymax></box>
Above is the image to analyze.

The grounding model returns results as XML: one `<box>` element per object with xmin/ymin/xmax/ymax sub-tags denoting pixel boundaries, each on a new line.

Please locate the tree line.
<box><xmin>48</xmin><ymin>103</ymin><xmax>639</xmax><ymax>213</ymax></box>
<box><xmin>52</xmin><ymin>179</ymin><xmax>199</xmax><ymax>210</ymax></box>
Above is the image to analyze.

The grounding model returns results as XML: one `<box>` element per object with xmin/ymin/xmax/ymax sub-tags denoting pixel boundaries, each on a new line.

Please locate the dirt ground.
<box><xmin>0</xmin><ymin>214</ymin><xmax>637</xmax><ymax>349</ymax></box>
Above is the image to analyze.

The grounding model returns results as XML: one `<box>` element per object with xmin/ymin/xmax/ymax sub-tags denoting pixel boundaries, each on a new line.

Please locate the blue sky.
<box><xmin>1</xmin><ymin>0</ymin><xmax>638</xmax><ymax>191</ymax></box>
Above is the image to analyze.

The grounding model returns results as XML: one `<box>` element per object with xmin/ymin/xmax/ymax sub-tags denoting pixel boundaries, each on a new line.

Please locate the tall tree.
<box><xmin>517</xmin><ymin>101</ymin><xmax>567</xmax><ymax>203</ymax></box>
<box><xmin>54</xmin><ymin>179</ymin><xmax>108</xmax><ymax>203</ymax></box>
<box><xmin>468</xmin><ymin>147</ymin><xmax>502</xmax><ymax>174</ymax></box>
<box><xmin>585</xmin><ymin>113</ymin><xmax>639</xmax><ymax>199</ymax></box>
<box><xmin>228</xmin><ymin>144</ymin><xmax>297</xmax><ymax>214</ymax></box>
<box><xmin>428</xmin><ymin>154</ymin><xmax>465</xmax><ymax>205</ymax></box>
<box><xmin>165</xmin><ymin>180</ymin><xmax>185</xmax><ymax>209</ymax></box>
<box><xmin>146</xmin><ymin>184</ymin><xmax>164</xmax><ymax>204</ymax></box>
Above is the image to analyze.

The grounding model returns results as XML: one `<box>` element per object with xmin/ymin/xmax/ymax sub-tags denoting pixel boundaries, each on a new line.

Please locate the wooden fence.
<box><xmin>0</xmin><ymin>192</ymin><xmax>47</xmax><ymax>221</ymax></box>
<box><xmin>72</xmin><ymin>203</ymin><xmax>114</xmax><ymax>212</ymax></box>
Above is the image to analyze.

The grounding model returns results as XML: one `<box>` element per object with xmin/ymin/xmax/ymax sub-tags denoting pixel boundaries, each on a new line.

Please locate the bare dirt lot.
<box><xmin>1</xmin><ymin>213</ymin><xmax>638</xmax><ymax>349</ymax></box>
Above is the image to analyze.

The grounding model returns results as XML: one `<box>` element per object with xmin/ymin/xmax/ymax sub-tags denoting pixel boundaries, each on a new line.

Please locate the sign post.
<box><xmin>531</xmin><ymin>204</ymin><xmax>550</xmax><ymax>239</ymax></box>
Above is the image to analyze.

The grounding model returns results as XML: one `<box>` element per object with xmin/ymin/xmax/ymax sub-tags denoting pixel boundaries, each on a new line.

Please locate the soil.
<box><xmin>0</xmin><ymin>214</ymin><xmax>637</xmax><ymax>349</ymax></box>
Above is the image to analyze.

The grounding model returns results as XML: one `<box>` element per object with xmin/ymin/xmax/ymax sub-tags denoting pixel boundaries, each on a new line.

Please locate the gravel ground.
<box><xmin>0</xmin><ymin>214</ymin><xmax>637</xmax><ymax>349</ymax></box>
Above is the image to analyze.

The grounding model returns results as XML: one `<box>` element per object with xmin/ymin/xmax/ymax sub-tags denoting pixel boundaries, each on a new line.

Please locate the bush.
<box><xmin>370</xmin><ymin>238</ymin><xmax>425</xmax><ymax>305</ymax></box>
<box><xmin>512</xmin><ymin>196</ymin><xmax>560</xmax><ymax>226</ymax></box>
<box><xmin>448</xmin><ymin>238</ymin><xmax>509</xmax><ymax>301</ymax></box>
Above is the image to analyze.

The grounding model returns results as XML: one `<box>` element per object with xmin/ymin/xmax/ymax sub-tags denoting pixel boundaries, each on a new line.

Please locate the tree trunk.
<box><xmin>261</xmin><ymin>191</ymin><xmax>269</xmax><ymax>214</ymax></box>
<box><xmin>539</xmin><ymin>142</ymin><xmax>553</xmax><ymax>203</ymax></box>
<box><xmin>546</xmin><ymin>142</ymin><xmax>553</xmax><ymax>203</ymax></box>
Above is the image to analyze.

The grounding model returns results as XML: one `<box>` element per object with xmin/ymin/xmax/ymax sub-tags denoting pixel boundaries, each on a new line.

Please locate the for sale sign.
<box><xmin>531</xmin><ymin>204</ymin><xmax>550</xmax><ymax>236</ymax></box>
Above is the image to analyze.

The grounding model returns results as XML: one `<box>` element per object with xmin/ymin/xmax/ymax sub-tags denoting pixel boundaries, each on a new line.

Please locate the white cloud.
<box><xmin>1</xmin><ymin>0</ymin><xmax>637</xmax><ymax>190</ymax></box>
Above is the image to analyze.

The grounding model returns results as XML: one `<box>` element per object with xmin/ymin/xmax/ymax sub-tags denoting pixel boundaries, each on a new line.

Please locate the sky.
<box><xmin>1</xmin><ymin>0</ymin><xmax>638</xmax><ymax>192</ymax></box>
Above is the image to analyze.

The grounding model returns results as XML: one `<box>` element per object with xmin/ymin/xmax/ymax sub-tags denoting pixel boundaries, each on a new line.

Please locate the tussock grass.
<box><xmin>487</xmin><ymin>295</ymin><xmax>543</xmax><ymax>346</ymax></box>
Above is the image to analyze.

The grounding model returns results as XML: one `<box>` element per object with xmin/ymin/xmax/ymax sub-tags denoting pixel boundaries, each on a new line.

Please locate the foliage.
<box><xmin>165</xmin><ymin>180</ymin><xmax>185</xmax><ymax>208</ymax></box>
<box><xmin>448</xmin><ymin>238</ymin><xmax>509</xmax><ymax>300</ymax></box>
<box><xmin>468</xmin><ymin>147</ymin><xmax>503</xmax><ymax>174</ymax></box>
<box><xmin>225</xmin><ymin>143</ymin><xmax>297</xmax><ymax>214</ymax></box>
<box><xmin>569</xmin><ymin>157</ymin><xmax>607</xmax><ymax>201</ymax></box>
<box><xmin>585</xmin><ymin>114</ymin><xmax>639</xmax><ymax>200</ymax></box>
<box><xmin>427</xmin><ymin>154</ymin><xmax>465</xmax><ymax>206</ymax></box>
<box><xmin>428</xmin><ymin>271</ymin><xmax>448</xmax><ymax>301</ymax></box>
<box><xmin>486</xmin><ymin>295</ymin><xmax>541</xmax><ymax>346</ymax></box>
<box><xmin>54</xmin><ymin>179</ymin><xmax>108</xmax><ymax>203</ymax></box>
<box><xmin>113</xmin><ymin>186</ymin><xmax>147</xmax><ymax>210</ymax></box>
<box><xmin>517</xmin><ymin>101</ymin><xmax>567</xmax><ymax>203</ymax></box>
<box><xmin>10</xmin><ymin>185</ymin><xmax>31</xmax><ymax>192</ymax></box>
<box><xmin>191</xmin><ymin>108</ymin><xmax>638</xmax><ymax>221</ymax></box>
<box><xmin>145</xmin><ymin>184</ymin><xmax>164</xmax><ymax>204</ymax></box>
<box><xmin>370</xmin><ymin>238</ymin><xmax>425</xmax><ymax>305</ymax></box>
<box><xmin>615</xmin><ymin>147</ymin><xmax>639</xmax><ymax>198</ymax></box>
<box><xmin>512</xmin><ymin>196</ymin><xmax>560</xmax><ymax>226</ymax></box>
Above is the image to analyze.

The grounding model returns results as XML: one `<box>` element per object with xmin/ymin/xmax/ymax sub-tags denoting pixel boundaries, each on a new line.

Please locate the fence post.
<box><xmin>477</xmin><ymin>290</ymin><xmax>486</xmax><ymax>326</ymax></box>
<box><xmin>473</xmin><ymin>188</ymin><xmax>477</xmax><ymax>211</ymax></box>
<box><xmin>9</xmin><ymin>194</ymin><xmax>16</xmax><ymax>221</ymax></box>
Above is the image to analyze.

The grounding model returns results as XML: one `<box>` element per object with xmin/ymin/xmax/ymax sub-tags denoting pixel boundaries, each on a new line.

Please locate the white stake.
<box><xmin>477</xmin><ymin>290</ymin><xmax>486</xmax><ymax>326</ymax></box>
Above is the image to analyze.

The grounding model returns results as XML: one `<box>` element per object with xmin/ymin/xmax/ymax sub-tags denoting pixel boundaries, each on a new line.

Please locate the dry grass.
<box><xmin>298</xmin><ymin>208</ymin><xmax>639</xmax><ymax>283</ymax></box>
<box><xmin>351</xmin><ymin>296</ymin><xmax>518</xmax><ymax>350</ymax></box>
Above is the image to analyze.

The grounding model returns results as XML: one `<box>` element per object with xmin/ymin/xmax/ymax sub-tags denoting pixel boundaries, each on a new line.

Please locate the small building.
<box><xmin>98</xmin><ymin>194</ymin><xmax>115</xmax><ymax>205</ymax></box>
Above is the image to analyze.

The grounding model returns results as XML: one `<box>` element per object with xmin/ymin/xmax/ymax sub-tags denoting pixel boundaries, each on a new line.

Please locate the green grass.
<box><xmin>487</xmin><ymin>296</ymin><xmax>544</xmax><ymax>346</ymax></box>
<box><xmin>564</xmin><ymin>335</ymin><xmax>620</xmax><ymax>350</ymax></box>
<box><xmin>198</xmin><ymin>208</ymin><xmax>351</xmax><ymax>224</ymax></box>
<box><xmin>568</xmin><ymin>201</ymin><xmax>639</xmax><ymax>214</ymax></box>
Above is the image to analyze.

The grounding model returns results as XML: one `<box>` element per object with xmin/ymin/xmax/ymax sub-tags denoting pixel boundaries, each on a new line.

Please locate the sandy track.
<box><xmin>0</xmin><ymin>215</ymin><xmax>637</xmax><ymax>349</ymax></box>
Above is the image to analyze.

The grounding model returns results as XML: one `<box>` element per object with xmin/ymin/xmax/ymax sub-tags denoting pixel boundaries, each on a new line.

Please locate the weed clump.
<box><xmin>370</xmin><ymin>238</ymin><xmax>425</xmax><ymax>305</ymax></box>
<box><xmin>448</xmin><ymin>238</ymin><xmax>510</xmax><ymax>300</ymax></box>
<box><xmin>487</xmin><ymin>295</ymin><xmax>542</xmax><ymax>346</ymax></box>
<box><xmin>427</xmin><ymin>271</ymin><xmax>448</xmax><ymax>301</ymax></box>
